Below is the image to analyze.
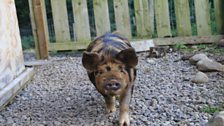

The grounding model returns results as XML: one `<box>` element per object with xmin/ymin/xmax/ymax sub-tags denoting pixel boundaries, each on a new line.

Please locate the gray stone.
<box><xmin>1</xmin><ymin>53</ymin><xmax>224</xmax><ymax>126</ymax></box>
<box><xmin>206</xmin><ymin>111</ymin><xmax>224</xmax><ymax>126</ymax></box>
<box><xmin>218</xmin><ymin>39</ymin><xmax>224</xmax><ymax>47</ymax></box>
<box><xmin>191</xmin><ymin>72</ymin><xmax>209</xmax><ymax>83</ymax></box>
<box><xmin>146</xmin><ymin>58</ymin><xmax>156</xmax><ymax>64</ymax></box>
<box><xmin>189</xmin><ymin>53</ymin><xmax>208</xmax><ymax>64</ymax></box>
<box><xmin>197</xmin><ymin>58</ymin><xmax>224</xmax><ymax>72</ymax></box>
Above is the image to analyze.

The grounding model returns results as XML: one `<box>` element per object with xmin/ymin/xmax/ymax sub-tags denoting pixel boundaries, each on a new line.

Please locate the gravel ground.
<box><xmin>0</xmin><ymin>52</ymin><xmax>224</xmax><ymax>126</ymax></box>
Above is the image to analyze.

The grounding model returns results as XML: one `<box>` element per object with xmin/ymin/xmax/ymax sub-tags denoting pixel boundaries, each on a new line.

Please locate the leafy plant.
<box><xmin>21</xmin><ymin>36</ymin><xmax>35</xmax><ymax>50</ymax></box>
<box><xmin>201</xmin><ymin>104</ymin><xmax>224</xmax><ymax>114</ymax></box>
<box><xmin>173</xmin><ymin>43</ymin><xmax>188</xmax><ymax>50</ymax></box>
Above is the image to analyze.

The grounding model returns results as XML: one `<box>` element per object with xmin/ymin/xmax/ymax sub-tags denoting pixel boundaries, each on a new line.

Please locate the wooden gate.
<box><xmin>29</xmin><ymin>0</ymin><xmax>224</xmax><ymax>59</ymax></box>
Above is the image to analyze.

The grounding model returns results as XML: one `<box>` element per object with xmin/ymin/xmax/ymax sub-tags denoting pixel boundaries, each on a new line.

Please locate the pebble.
<box><xmin>0</xmin><ymin>52</ymin><xmax>223</xmax><ymax>126</ymax></box>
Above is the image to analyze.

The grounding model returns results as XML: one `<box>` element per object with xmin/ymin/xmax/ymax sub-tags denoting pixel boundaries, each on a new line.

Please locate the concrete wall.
<box><xmin>0</xmin><ymin>0</ymin><xmax>25</xmax><ymax>90</ymax></box>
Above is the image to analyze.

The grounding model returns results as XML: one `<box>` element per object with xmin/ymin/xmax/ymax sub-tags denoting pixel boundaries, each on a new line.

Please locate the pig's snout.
<box><xmin>104</xmin><ymin>80</ymin><xmax>121</xmax><ymax>91</ymax></box>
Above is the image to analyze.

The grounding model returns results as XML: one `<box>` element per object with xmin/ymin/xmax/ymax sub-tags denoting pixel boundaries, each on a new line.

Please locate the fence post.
<box><xmin>29</xmin><ymin>0</ymin><xmax>48</xmax><ymax>59</ymax></box>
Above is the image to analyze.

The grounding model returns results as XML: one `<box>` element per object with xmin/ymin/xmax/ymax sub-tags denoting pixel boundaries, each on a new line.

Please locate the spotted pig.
<box><xmin>82</xmin><ymin>33</ymin><xmax>138</xmax><ymax>126</ymax></box>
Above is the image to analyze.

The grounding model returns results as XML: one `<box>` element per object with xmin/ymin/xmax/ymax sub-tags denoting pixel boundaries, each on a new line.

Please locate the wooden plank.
<box><xmin>30</xmin><ymin>0</ymin><xmax>49</xmax><ymax>59</ymax></box>
<box><xmin>28</xmin><ymin>0</ymin><xmax>39</xmax><ymax>59</ymax></box>
<box><xmin>72</xmin><ymin>0</ymin><xmax>91</xmax><ymax>41</ymax></box>
<box><xmin>214</xmin><ymin>0</ymin><xmax>224</xmax><ymax>34</ymax></box>
<box><xmin>154</xmin><ymin>35</ymin><xmax>223</xmax><ymax>46</ymax></box>
<box><xmin>33</xmin><ymin>0</ymin><xmax>49</xmax><ymax>59</ymax></box>
<box><xmin>194</xmin><ymin>0</ymin><xmax>211</xmax><ymax>36</ymax></box>
<box><xmin>40</xmin><ymin>0</ymin><xmax>49</xmax><ymax>42</ymax></box>
<box><xmin>148</xmin><ymin>0</ymin><xmax>154</xmax><ymax>35</ymax></box>
<box><xmin>154</xmin><ymin>0</ymin><xmax>172</xmax><ymax>37</ymax></box>
<box><xmin>93</xmin><ymin>0</ymin><xmax>111</xmax><ymax>36</ymax></box>
<box><xmin>48</xmin><ymin>35</ymin><xmax>223</xmax><ymax>51</ymax></box>
<box><xmin>130</xmin><ymin>40</ymin><xmax>155</xmax><ymax>52</ymax></box>
<box><xmin>174</xmin><ymin>0</ymin><xmax>192</xmax><ymax>36</ymax></box>
<box><xmin>48</xmin><ymin>41</ymin><xmax>90</xmax><ymax>51</ymax></box>
<box><xmin>113</xmin><ymin>0</ymin><xmax>132</xmax><ymax>38</ymax></box>
<box><xmin>134</xmin><ymin>0</ymin><xmax>151</xmax><ymax>38</ymax></box>
<box><xmin>0</xmin><ymin>68</ymin><xmax>35</xmax><ymax>110</ymax></box>
<box><xmin>24</xmin><ymin>60</ymin><xmax>52</xmax><ymax>67</ymax></box>
<box><xmin>50</xmin><ymin>0</ymin><xmax>70</xmax><ymax>42</ymax></box>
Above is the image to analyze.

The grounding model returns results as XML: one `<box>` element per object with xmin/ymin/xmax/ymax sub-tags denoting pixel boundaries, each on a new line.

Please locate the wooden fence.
<box><xmin>29</xmin><ymin>0</ymin><xmax>224</xmax><ymax>59</ymax></box>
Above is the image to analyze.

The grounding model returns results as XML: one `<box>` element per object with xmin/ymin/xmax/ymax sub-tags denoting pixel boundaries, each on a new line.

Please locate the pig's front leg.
<box><xmin>104</xmin><ymin>96</ymin><xmax>116</xmax><ymax>113</ymax></box>
<box><xmin>119</xmin><ymin>85</ymin><xmax>132</xmax><ymax>126</ymax></box>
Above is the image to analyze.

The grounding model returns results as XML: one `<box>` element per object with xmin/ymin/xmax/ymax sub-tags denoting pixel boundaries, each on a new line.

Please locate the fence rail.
<box><xmin>29</xmin><ymin>0</ymin><xmax>224</xmax><ymax>58</ymax></box>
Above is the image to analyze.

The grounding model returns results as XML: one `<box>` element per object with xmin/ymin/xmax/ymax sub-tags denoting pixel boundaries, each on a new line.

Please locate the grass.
<box><xmin>21</xmin><ymin>36</ymin><xmax>35</xmax><ymax>50</ymax></box>
<box><xmin>172</xmin><ymin>43</ymin><xmax>224</xmax><ymax>55</ymax></box>
<box><xmin>201</xmin><ymin>103</ymin><xmax>224</xmax><ymax>114</ymax></box>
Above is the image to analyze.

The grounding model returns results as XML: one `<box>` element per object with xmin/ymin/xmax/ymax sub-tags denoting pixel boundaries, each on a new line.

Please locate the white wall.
<box><xmin>0</xmin><ymin>0</ymin><xmax>25</xmax><ymax>89</ymax></box>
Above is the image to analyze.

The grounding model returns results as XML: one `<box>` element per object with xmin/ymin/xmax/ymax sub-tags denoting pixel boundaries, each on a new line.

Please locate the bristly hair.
<box><xmin>86</xmin><ymin>33</ymin><xmax>132</xmax><ymax>59</ymax></box>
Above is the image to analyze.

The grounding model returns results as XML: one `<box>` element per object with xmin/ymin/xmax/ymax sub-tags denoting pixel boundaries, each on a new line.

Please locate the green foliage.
<box><xmin>15</xmin><ymin>0</ymin><xmax>30</xmax><ymax>26</ymax></box>
<box><xmin>21</xmin><ymin>36</ymin><xmax>35</xmax><ymax>50</ymax></box>
<box><xmin>172</xmin><ymin>43</ymin><xmax>224</xmax><ymax>54</ymax></box>
<box><xmin>208</xmin><ymin>44</ymin><xmax>224</xmax><ymax>55</ymax></box>
<box><xmin>173</xmin><ymin>43</ymin><xmax>188</xmax><ymax>50</ymax></box>
<box><xmin>201</xmin><ymin>104</ymin><xmax>224</xmax><ymax>114</ymax></box>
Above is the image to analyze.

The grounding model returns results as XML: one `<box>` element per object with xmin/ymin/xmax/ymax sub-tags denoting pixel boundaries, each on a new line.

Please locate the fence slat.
<box><xmin>154</xmin><ymin>0</ymin><xmax>171</xmax><ymax>37</ymax></box>
<box><xmin>134</xmin><ymin>0</ymin><xmax>151</xmax><ymax>38</ymax></box>
<box><xmin>148</xmin><ymin>0</ymin><xmax>154</xmax><ymax>35</ymax></box>
<box><xmin>174</xmin><ymin>0</ymin><xmax>192</xmax><ymax>36</ymax></box>
<box><xmin>113</xmin><ymin>0</ymin><xmax>132</xmax><ymax>38</ymax></box>
<box><xmin>93</xmin><ymin>0</ymin><xmax>110</xmax><ymax>36</ymax></box>
<box><xmin>40</xmin><ymin>0</ymin><xmax>49</xmax><ymax>42</ymax></box>
<box><xmin>72</xmin><ymin>0</ymin><xmax>91</xmax><ymax>41</ymax></box>
<box><xmin>50</xmin><ymin>0</ymin><xmax>70</xmax><ymax>42</ymax></box>
<box><xmin>214</xmin><ymin>0</ymin><xmax>224</xmax><ymax>34</ymax></box>
<box><xmin>28</xmin><ymin>0</ymin><xmax>39</xmax><ymax>58</ymax></box>
<box><xmin>194</xmin><ymin>0</ymin><xmax>211</xmax><ymax>36</ymax></box>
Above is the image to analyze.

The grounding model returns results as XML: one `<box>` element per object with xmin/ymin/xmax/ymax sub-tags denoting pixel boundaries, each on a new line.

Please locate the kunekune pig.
<box><xmin>82</xmin><ymin>33</ymin><xmax>138</xmax><ymax>126</ymax></box>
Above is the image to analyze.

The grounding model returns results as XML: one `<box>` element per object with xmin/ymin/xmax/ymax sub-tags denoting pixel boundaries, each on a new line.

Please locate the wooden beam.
<box><xmin>28</xmin><ymin>0</ymin><xmax>39</xmax><ymax>59</ymax></box>
<box><xmin>48</xmin><ymin>41</ymin><xmax>90</xmax><ymax>51</ymax></box>
<box><xmin>31</xmin><ymin>0</ymin><xmax>49</xmax><ymax>59</ymax></box>
<box><xmin>154</xmin><ymin>35</ymin><xmax>224</xmax><ymax>45</ymax></box>
<box><xmin>214</xmin><ymin>0</ymin><xmax>224</xmax><ymax>34</ymax></box>
<box><xmin>48</xmin><ymin>35</ymin><xmax>223</xmax><ymax>51</ymax></box>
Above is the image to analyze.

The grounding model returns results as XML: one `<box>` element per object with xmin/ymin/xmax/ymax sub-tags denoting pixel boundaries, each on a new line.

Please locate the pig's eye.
<box><xmin>95</xmin><ymin>70</ymin><xmax>103</xmax><ymax>75</ymax></box>
<box><xmin>118</xmin><ymin>65</ymin><xmax>125</xmax><ymax>73</ymax></box>
<box><xmin>98</xmin><ymin>70</ymin><xmax>103</xmax><ymax>75</ymax></box>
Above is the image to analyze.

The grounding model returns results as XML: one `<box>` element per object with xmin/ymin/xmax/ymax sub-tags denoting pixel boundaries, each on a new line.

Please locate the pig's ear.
<box><xmin>116</xmin><ymin>48</ymin><xmax>138</xmax><ymax>67</ymax></box>
<box><xmin>82</xmin><ymin>51</ymin><xmax>100</xmax><ymax>71</ymax></box>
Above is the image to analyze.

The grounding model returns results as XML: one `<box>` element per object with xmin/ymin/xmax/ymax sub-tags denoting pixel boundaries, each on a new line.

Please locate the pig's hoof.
<box><xmin>106</xmin><ymin>106</ymin><xmax>116</xmax><ymax>113</ymax></box>
<box><xmin>119</xmin><ymin>113</ymin><xmax>130</xmax><ymax>126</ymax></box>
